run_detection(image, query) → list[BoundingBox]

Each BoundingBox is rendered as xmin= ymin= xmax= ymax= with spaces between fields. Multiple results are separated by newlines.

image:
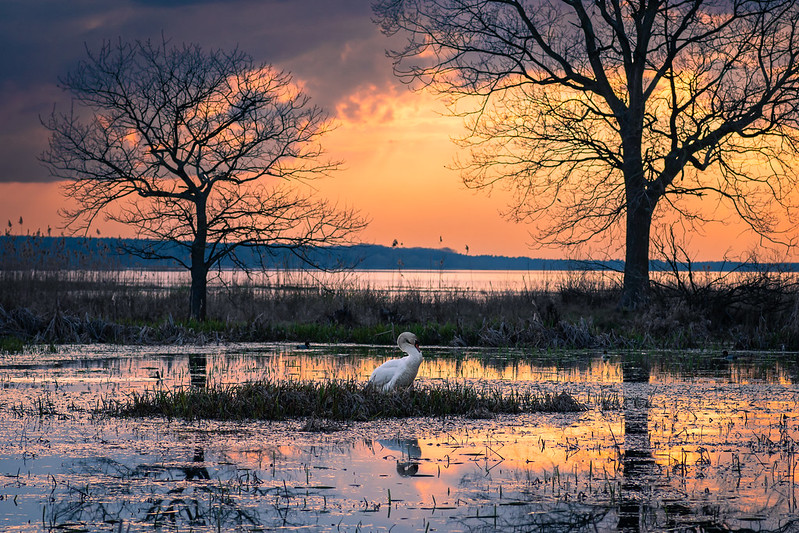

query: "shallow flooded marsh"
xmin=1 ymin=343 xmax=798 ymax=532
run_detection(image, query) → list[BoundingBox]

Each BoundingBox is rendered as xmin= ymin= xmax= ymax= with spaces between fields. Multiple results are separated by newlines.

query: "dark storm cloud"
xmin=0 ymin=0 xmax=397 ymax=182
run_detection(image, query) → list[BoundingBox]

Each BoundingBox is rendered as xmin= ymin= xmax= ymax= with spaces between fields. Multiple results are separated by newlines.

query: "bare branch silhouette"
xmin=41 ymin=38 xmax=366 ymax=319
xmin=374 ymin=0 xmax=799 ymax=307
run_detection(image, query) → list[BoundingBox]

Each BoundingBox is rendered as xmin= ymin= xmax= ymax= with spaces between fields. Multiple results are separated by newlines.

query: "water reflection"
xmin=186 ymin=447 xmax=211 ymax=480
xmin=188 ymin=353 xmax=207 ymax=388
xmin=5 ymin=343 xmax=797 ymax=392
xmin=48 ymin=453 xmax=262 ymax=531
xmin=378 ymin=438 xmax=422 ymax=477
xmin=2 ymin=344 xmax=799 ymax=531
xmin=617 ymin=359 xmax=656 ymax=530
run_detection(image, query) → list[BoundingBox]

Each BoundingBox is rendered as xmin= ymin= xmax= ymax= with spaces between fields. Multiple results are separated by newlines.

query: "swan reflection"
xmin=378 ymin=438 xmax=422 ymax=477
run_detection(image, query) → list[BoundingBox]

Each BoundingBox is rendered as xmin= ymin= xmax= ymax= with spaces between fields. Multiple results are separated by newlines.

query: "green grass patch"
xmin=0 ymin=335 xmax=25 ymax=354
xmin=106 ymin=380 xmax=585 ymax=421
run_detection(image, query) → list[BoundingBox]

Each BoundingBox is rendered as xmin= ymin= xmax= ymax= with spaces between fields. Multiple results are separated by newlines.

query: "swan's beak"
xmin=414 ymin=341 xmax=420 ymax=351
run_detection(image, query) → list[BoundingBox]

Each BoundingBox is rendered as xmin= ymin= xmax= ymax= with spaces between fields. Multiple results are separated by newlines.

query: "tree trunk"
xmin=189 ymin=259 xmax=207 ymax=321
xmin=618 ymin=108 xmax=653 ymax=310
xmin=189 ymin=197 xmax=209 ymax=321
xmin=620 ymin=201 xmax=653 ymax=309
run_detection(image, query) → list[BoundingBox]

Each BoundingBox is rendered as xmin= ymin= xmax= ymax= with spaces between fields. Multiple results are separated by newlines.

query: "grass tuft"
xmin=106 ymin=380 xmax=586 ymax=421
xmin=0 ymin=335 xmax=25 ymax=354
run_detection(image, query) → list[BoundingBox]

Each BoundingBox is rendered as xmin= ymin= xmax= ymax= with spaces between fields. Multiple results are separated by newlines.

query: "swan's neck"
xmin=401 ymin=345 xmax=422 ymax=360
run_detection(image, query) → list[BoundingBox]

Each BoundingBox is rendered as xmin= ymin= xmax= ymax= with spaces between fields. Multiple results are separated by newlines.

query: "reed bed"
xmin=107 ymin=380 xmax=585 ymax=421
xmin=2 ymin=262 xmax=799 ymax=350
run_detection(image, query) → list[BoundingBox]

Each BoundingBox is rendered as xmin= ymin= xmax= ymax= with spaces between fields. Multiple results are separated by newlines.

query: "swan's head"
xmin=397 ymin=331 xmax=421 ymax=353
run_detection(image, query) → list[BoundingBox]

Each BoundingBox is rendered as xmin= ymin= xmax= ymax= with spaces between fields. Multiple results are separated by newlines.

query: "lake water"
xmin=23 ymin=267 xmax=790 ymax=295
xmin=33 ymin=268 xmax=613 ymax=293
xmin=1 ymin=343 xmax=798 ymax=532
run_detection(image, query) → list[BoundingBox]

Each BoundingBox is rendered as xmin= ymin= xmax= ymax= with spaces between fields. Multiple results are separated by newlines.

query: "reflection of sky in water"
xmin=0 ymin=344 xmax=798 ymax=531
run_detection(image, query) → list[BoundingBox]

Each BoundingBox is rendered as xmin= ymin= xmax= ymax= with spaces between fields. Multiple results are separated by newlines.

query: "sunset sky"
xmin=0 ymin=0 xmax=793 ymax=261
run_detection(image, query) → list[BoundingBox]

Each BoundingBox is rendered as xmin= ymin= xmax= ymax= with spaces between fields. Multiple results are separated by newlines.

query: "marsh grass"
xmin=0 ymin=335 xmax=25 ymax=354
xmin=2 ymin=255 xmax=799 ymax=349
xmin=107 ymin=380 xmax=586 ymax=421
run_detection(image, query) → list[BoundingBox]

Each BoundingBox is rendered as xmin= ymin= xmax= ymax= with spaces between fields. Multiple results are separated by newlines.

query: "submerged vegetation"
xmin=107 ymin=379 xmax=585 ymax=421
xmin=5 ymin=343 xmax=799 ymax=532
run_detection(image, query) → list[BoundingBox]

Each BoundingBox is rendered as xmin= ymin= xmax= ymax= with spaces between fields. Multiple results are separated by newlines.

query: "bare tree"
xmin=41 ymin=39 xmax=366 ymax=320
xmin=373 ymin=0 xmax=799 ymax=307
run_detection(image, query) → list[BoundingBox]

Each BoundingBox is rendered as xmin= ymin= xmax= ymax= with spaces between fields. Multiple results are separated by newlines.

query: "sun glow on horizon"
xmin=1 ymin=82 xmax=796 ymax=261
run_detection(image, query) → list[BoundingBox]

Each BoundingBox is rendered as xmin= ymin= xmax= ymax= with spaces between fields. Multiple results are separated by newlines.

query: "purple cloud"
xmin=0 ymin=0 xmax=400 ymax=182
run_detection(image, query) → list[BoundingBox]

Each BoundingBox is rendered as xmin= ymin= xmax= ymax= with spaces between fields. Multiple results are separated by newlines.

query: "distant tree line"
xmin=2 ymin=235 xmax=797 ymax=273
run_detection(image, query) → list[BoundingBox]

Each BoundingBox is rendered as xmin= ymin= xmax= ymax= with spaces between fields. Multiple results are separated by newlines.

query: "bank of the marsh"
xmin=1 ymin=267 xmax=799 ymax=350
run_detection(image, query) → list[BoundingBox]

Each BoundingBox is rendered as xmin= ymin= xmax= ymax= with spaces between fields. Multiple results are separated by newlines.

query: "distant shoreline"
xmin=2 ymin=235 xmax=797 ymax=272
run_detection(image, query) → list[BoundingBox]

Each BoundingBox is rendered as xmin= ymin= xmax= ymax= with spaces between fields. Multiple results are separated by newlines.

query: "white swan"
xmin=368 ymin=332 xmax=423 ymax=392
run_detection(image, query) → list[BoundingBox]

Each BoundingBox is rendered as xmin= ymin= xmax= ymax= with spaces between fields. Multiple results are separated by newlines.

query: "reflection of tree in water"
xmin=617 ymin=358 xmax=657 ymax=531
xmin=189 ymin=353 xmax=207 ymax=389
xmin=184 ymin=447 xmax=210 ymax=480
xmin=614 ymin=357 xmax=799 ymax=532
xmin=43 ymin=449 xmax=284 ymax=531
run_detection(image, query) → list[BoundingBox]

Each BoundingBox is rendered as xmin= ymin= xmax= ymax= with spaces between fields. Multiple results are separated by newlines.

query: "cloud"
xmin=0 ymin=0 xmax=397 ymax=183
xmin=337 ymin=85 xmax=398 ymax=124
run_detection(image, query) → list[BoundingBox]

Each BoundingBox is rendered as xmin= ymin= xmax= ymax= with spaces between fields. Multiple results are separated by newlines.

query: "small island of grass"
xmin=106 ymin=380 xmax=586 ymax=422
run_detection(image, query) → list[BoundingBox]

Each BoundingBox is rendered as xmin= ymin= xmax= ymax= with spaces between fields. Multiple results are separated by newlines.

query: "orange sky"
xmin=1 ymin=87 xmax=790 ymax=262
xmin=0 ymin=1 xmax=795 ymax=262
xmin=0 ymin=89 xmax=537 ymax=258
